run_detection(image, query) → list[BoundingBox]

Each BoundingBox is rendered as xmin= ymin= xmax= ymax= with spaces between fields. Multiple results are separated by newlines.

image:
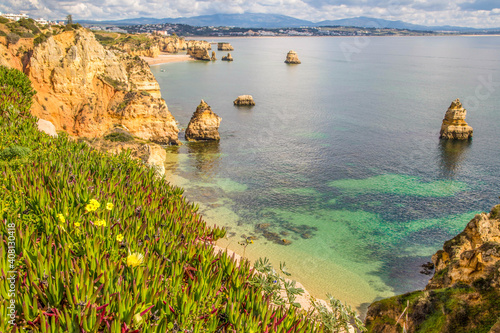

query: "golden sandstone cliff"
xmin=6 ymin=29 xmax=179 ymax=144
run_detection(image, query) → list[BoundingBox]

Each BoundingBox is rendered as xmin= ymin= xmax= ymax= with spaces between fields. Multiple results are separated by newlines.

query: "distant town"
xmin=102 ymin=23 xmax=439 ymax=37
xmin=2 ymin=12 xmax=499 ymax=38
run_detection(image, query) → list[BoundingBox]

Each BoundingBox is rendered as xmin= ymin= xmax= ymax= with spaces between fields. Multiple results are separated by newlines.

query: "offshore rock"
xmin=211 ymin=51 xmax=217 ymax=61
xmin=440 ymin=99 xmax=473 ymax=140
xmin=218 ymin=42 xmax=234 ymax=51
xmin=284 ymin=50 xmax=301 ymax=64
xmin=221 ymin=53 xmax=233 ymax=61
xmin=233 ymin=95 xmax=255 ymax=106
xmin=365 ymin=204 xmax=500 ymax=333
xmin=186 ymin=40 xmax=212 ymax=60
xmin=187 ymin=46 xmax=210 ymax=61
xmin=185 ymin=100 xmax=221 ymax=141
xmin=25 ymin=29 xmax=179 ymax=144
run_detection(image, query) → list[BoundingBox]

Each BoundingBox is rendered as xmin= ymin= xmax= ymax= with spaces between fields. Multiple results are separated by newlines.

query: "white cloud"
xmin=1 ymin=0 xmax=499 ymax=28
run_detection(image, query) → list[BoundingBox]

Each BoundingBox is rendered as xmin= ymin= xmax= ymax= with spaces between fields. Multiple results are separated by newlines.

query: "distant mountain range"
xmin=78 ymin=13 xmax=500 ymax=32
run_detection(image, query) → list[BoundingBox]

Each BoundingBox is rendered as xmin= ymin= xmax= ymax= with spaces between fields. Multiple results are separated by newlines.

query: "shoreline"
xmin=141 ymin=53 xmax=194 ymax=66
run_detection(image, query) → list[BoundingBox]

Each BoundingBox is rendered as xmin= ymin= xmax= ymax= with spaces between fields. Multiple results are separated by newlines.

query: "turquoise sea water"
xmin=151 ymin=36 xmax=500 ymax=313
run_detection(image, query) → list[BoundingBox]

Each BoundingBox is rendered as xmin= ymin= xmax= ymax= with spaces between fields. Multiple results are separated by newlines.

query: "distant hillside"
xmin=316 ymin=16 xmax=494 ymax=32
xmin=78 ymin=13 xmax=500 ymax=32
xmin=165 ymin=13 xmax=312 ymax=28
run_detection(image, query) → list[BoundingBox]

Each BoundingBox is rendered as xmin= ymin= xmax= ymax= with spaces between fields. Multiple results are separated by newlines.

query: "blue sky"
xmin=1 ymin=0 xmax=500 ymax=28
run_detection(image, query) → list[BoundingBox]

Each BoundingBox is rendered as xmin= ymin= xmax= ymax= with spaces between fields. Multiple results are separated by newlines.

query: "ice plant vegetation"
xmin=0 ymin=66 xmax=364 ymax=332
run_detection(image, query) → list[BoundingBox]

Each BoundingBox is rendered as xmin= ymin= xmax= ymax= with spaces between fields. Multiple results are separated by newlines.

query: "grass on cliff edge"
xmin=0 ymin=66 xmax=364 ymax=332
xmin=365 ymin=285 xmax=500 ymax=333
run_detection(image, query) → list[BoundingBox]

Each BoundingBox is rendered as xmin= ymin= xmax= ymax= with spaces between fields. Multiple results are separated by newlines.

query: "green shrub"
xmin=33 ymin=33 xmax=47 ymax=46
xmin=0 ymin=145 xmax=31 ymax=161
xmin=18 ymin=18 xmax=41 ymax=34
xmin=0 ymin=31 xmax=6 ymax=37
xmin=104 ymin=131 xmax=133 ymax=142
xmin=20 ymin=31 xmax=34 ymax=38
xmin=0 ymin=66 xmax=36 ymax=105
xmin=0 ymin=17 xmax=9 ymax=24
xmin=6 ymin=32 xmax=20 ymax=45
xmin=491 ymin=204 xmax=500 ymax=219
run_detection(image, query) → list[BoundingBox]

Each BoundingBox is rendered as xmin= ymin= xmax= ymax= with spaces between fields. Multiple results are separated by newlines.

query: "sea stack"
xmin=439 ymin=98 xmax=473 ymax=140
xmin=211 ymin=51 xmax=217 ymax=61
xmin=218 ymin=42 xmax=234 ymax=51
xmin=233 ymin=95 xmax=255 ymax=106
xmin=187 ymin=45 xmax=211 ymax=61
xmin=185 ymin=100 xmax=221 ymax=141
xmin=285 ymin=50 xmax=301 ymax=64
xmin=221 ymin=53 xmax=233 ymax=61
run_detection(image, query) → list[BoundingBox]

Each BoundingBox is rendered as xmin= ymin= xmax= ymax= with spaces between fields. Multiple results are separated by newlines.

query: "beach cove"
xmin=152 ymin=36 xmax=500 ymax=312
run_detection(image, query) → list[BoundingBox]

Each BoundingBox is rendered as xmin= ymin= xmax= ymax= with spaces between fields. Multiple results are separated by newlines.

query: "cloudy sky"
xmin=1 ymin=0 xmax=500 ymax=28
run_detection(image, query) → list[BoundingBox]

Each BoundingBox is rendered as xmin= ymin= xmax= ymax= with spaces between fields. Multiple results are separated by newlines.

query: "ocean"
xmin=150 ymin=36 xmax=500 ymax=313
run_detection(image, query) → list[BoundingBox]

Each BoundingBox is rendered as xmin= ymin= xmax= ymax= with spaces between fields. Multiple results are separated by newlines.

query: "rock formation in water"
xmin=187 ymin=46 xmax=210 ymax=61
xmin=365 ymin=203 xmax=500 ymax=332
xmin=211 ymin=51 xmax=217 ymax=61
xmin=185 ymin=100 xmax=221 ymax=141
xmin=221 ymin=53 xmax=233 ymax=62
xmin=285 ymin=50 xmax=301 ymax=64
xmin=218 ymin=42 xmax=234 ymax=51
xmin=19 ymin=29 xmax=179 ymax=144
xmin=440 ymin=99 xmax=473 ymax=140
xmin=187 ymin=40 xmax=212 ymax=61
xmin=233 ymin=95 xmax=255 ymax=106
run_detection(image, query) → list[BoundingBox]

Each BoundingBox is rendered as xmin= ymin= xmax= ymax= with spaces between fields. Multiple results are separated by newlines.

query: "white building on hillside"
xmin=0 ymin=13 xmax=29 ymax=21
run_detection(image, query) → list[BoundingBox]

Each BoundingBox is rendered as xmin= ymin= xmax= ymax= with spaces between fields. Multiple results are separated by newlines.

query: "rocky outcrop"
xmin=440 ymin=99 xmax=473 ymax=140
xmin=185 ymin=100 xmax=221 ymax=141
xmin=218 ymin=42 xmax=234 ymax=51
xmin=427 ymin=206 xmax=500 ymax=290
xmin=211 ymin=51 xmax=217 ymax=61
xmin=88 ymin=137 xmax=167 ymax=176
xmin=25 ymin=29 xmax=179 ymax=144
xmin=187 ymin=45 xmax=211 ymax=61
xmin=285 ymin=50 xmax=301 ymax=64
xmin=365 ymin=204 xmax=500 ymax=333
xmin=37 ymin=119 xmax=58 ymax=137
xmin=233 ymin=95 xmax=255 ymax=106
xmin=221 ymin=53 xmax=233 ymax=62
xmin=161 ymin=37 xmax=187 ymax=53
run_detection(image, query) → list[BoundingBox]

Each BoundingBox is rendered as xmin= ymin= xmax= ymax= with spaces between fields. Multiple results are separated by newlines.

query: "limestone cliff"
xmin=440 ymin=99 xmax=473 ymax=140
xmin=21 ymin=29 xmax=179 ymax=144
xmin=285 ymin=50 xmax=301 ymax=64
xmin=365 ymin=204 xmax=500 ymax=333
xmin=218 ymin=42 xmax=234 ymax=51
xmin=185 ymin=100 xmax=221 ymax=141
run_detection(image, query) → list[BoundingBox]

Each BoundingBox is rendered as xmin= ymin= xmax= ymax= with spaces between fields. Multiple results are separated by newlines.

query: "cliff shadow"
xmin=186 ymin=141 xmax=221 ymax=178
xmin=438 ymin=139 xmax=472 ymax=179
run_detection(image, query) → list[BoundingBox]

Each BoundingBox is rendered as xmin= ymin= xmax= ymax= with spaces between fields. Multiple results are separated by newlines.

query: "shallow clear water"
xmin=151 ymin=36 xmax=500 ymax=313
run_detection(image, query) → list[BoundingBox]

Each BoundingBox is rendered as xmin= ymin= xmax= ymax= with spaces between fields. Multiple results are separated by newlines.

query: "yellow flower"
xmin=56 ymin=213 xmax=65 ymax=223
xmin=74 ymin=222 xmax=81 ymax=227
xmin=95 ymin=219 xmax=106 ymax=227
xmin=127 ymin=252 xmax=144 ymax=268
xmin=85 ymin=199 xmax=101 ymax=212
xmin=116 ymin=234 xmax=124 ymax=242
xmin=106 ymin=202 xmax=114 ymax=210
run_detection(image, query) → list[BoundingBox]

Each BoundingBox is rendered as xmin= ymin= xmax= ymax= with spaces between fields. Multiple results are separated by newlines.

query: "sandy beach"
xmin=141 ymin=53 xmax=194 ymax=66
